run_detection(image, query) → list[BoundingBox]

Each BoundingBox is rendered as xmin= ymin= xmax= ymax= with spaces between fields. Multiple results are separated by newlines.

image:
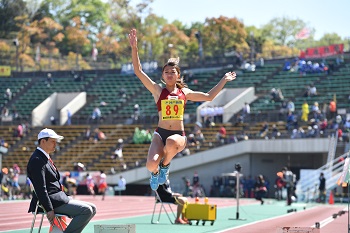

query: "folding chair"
xmin=28 ymin=178 xmax=68 ymax=233
xmin=151 ymin=191 xmax=176 ymax=224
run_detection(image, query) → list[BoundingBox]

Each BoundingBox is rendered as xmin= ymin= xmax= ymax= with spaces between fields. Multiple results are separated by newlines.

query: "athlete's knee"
xmin=166 ymin=137 xmax=181 ymax=148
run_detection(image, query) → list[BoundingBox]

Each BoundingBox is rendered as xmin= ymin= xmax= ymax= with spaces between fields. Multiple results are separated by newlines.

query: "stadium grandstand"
xmin=0 ymin=53 xmax=349 ymax=206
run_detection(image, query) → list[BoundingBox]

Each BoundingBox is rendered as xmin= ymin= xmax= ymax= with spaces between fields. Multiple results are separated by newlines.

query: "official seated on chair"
xmin=27 ymin=128 xmax=97 ymax=233
xmin=157 ymin=179 xmax=189 ymax=224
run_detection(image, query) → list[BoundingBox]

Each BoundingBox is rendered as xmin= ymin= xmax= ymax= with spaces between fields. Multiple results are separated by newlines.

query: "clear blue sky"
xmin=146 ymin=0 xmax=350 ymax=40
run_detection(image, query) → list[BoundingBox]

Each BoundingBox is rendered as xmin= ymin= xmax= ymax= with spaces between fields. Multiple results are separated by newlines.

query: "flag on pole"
xmin=295 ymin=28 xmax=310 ymax=40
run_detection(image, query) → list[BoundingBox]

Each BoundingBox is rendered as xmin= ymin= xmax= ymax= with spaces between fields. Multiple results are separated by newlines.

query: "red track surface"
xmin=0 ymin=196 xmax=347 ymax=233
xmin=0 ymin=195 xmax=244 ymax=232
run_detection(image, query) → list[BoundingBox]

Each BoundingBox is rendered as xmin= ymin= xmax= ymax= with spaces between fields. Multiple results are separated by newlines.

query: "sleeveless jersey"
xmin=156 ymin=88 xmax=186 ymax=121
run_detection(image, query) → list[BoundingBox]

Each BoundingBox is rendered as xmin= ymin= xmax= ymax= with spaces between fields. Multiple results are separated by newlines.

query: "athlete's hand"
xmin=224 ymin=71 xmax=237 ymax=81
xmin=128 ymin=29 xmax=138 ymax=48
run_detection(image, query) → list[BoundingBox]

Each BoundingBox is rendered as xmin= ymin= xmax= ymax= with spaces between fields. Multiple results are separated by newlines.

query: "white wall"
xmin=31 ymin=92 xmax=86 ymax=126
xmin=108 ymin=138 xmax=330 ymax=194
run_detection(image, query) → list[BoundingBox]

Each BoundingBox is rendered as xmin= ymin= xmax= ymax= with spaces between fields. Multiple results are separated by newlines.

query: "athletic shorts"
xmin=154 ymin=127 xmax=185 ymax=145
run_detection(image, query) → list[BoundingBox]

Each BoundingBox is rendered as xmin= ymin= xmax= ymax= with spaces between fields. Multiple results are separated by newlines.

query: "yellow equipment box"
xmin=184 ymin=203 xmax=217 ymax=226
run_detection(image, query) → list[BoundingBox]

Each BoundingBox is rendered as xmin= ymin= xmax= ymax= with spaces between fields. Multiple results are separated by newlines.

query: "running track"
xmin=0 ymin=196 xmax=348 ymax=233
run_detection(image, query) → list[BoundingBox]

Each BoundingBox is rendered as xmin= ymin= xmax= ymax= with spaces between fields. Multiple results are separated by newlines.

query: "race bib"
xmin=161 ymin=99 xmax=184 ymax=120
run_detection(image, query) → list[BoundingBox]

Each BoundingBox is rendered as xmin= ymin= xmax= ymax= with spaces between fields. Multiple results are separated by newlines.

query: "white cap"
xmin=38 ymin=128 xmax=64 ymax=140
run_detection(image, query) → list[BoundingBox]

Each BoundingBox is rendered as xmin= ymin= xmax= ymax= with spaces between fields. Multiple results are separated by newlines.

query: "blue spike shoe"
xmin=158 ymin=164 xmax=170 ymax=185
xmin=150 ymin=172 xmax=159 ymax=191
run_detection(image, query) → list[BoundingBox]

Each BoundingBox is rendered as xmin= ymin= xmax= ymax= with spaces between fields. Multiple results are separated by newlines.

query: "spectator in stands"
xmin=228 ymin=132 xmax=238 ymax=144
xmin=179 ymin=145 xmax=191 ymax=156
xmin=344 ymin=118 xmax=350 ymax=131
xmin=66 ymin=109 xmax=72 ymax=125
xmin=291 ymin=127 xmax=305 ymax=139
xmin=309 ymin=84 xmax=317 ymax=96
xmin=93 ymin=128 xmax=106 ymax=143
xmin=193 ymin=121 xmax=202 ymax=132
xmin=283 ymin=60 xmax=291 ymax=71
xmin=133 ymin=127 xmax=152 ymax=144
xmin=257 ymin=57 xmax=264 ymax=67
xmin=187 ymin=133 xmax=199 ymax=148
xmin=1 ymin=106 xmax=9 ymax=117
xmin=73 ymin=73 xmax=84 ymax=82
xmin=91 ymin=106 xmax=102 ymax=123
xmin=311 ymin=102 xmax=320 ymax=119
xmin=128 ymin=28 xmax=236 ymax=191
xmin=216 ymin=126 xmax=227 ymax=144
xmin=133 ymin=104 xmax=140 ymax=122
xmin=205 ymin=115 xmax=214 ymax=128
xmin=306 ymin=125 xmax=318 ymax=138
xmin=194 ymin=128 xmax=205 ymax=147
xmin=286 ymin=99 xmax=295 ymax=113
xmin=46 ymin=73 xmax=53 ymax=87
xmin=84 ymin=127 xmax=92 ymax=140
xmin=321 ymin=101 xmax=328 ymax=117
xmin=303 ymin=85 xmax=311 ymax=98
xmin=333 ymin=115 xmax=343 ymax=134
xmin=270 ymin=88 xmax=277 ymax=102
xmin=259 ymin=121 xmax=269 ymax=138
xmin=319 ymin=118 xmax=328 ymax=135
xmin=271 ymin=124 xmax=281 ymax=139
xmin=16 ymin=123 xmax=24 ymax=138
xmin=0 ymin=137 xmax=6 ymax=148
xmin=242 ymin=60 xmax=256 ymax=71
xmin=270 ymin=88 xmax=284 ymax=102
xmin=279 ymin=100 xmax=288 ymax=118
xmin=157 ymin=179 xmax=189 ymax=224
xmin=301 ymin=101 xmax=309 ymax=122
xmin=4 ymin=88 xmax=12 ymax=100
xmin=236 ymin=130 xmax=249 ymax=141
xmin=329 ymin=99 xmax=337 ymax=120
xmin=242 ymin=102 xmax=250 ymax=121
xmin=50 ymin=116 xmax=56 ymax=125
xmin=286 ymin=111 xmax=297 ymax=131
xmin=11 ymin=106 xmax=19 ymax=119
xmin=112 ymin=138 xmax=124 ymax=162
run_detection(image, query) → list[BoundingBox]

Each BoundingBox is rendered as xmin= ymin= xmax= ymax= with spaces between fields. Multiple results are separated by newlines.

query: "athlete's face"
xmin=162 ymin=65 xmax=180 ymax=84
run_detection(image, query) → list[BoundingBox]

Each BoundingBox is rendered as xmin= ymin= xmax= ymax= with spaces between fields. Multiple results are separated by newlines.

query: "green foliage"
xmin=1 ymin=0 xmax=348 ymax=72
xmin=0 ymin=0 xmax=27 ymax=38
xmin=262 ymin=16 xmax=311 ymax=47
